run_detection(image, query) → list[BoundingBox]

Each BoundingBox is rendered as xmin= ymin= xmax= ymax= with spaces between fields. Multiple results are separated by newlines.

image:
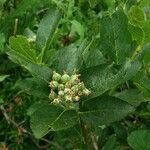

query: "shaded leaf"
xmin=15 ymin=78 xmax=49 ymax=99
xmin=80 ymin=95 xmax=134 ymax=126
xmin=23 ymin=63 xmax=52 ymax=83
xmin=114 ymin=89 xmax=150 ymax=105
xmin=36 ymin=6 xmax=61 ymax=50
xmin=81 ymin=60 xmax=141 ymax=98
xmin=99 ymin=9 xmax=133 ymax=64
xmin=29 ymin=103 xmax=78 ymax=138
xmin=127 ymin=130 xmax=150 ymax=150
xmin=49 ymin=40 xmax=89 ymax=74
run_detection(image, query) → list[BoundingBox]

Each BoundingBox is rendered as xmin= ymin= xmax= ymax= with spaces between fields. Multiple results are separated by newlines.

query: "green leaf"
xmin=49 ymin=40 xmax=89 ymax=74
xmin=128 ymin=6 xmax=145 ymax=26
xmin=128 ymin=24 xmax=144 ymax=45
xmin=114 ymin=89 xmax=150 ymax=105
xmin=8 ymin=36 xmax=37 ymax=64
xmin=99 ymin=9 xmax=133 ymax=64
xmin=15 ymin=78 xmax=49 ymax=99
xmin=0 ymin=33 xmax=5 ymax=52
xmin=29 ymin=103 xmax=79 ymax=138
xmin=71 ymin=20 xmax=85 ymax=40
xmin=102 ymin=135 xmax=117 ymax=150
xmin=81 ymin=60 xmax=141 ymax=98
xmin=142 ymin=21 xmax=150 ymax=43
xmin=0 ymin=97 xmax=4 ymax=104
xmin=0 ymin=75 xmax=9 ymax=82
xmin=23 ymin=63 xmax=52 ymax=83
xmin=127 ymin=130 xmax=150 ymax=150
xmin=134 ymin=71 xmax=150 ymax=95
xmin=36 ymin=6 xmax=61 ymax=51
xmin=83 ymin=48 xmax=106 ymax=68
xmin=0 ymin=0 xmax=6 ymax=9
xmin=79 ymin=95 xmax=134 ymax=126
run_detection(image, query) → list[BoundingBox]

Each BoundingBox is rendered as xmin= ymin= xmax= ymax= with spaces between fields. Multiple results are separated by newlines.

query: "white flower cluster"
xmin=49 ymin=71 xmax=91 ymax=105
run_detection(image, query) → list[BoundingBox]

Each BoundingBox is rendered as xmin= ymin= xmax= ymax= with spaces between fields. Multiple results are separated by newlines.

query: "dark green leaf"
xmin=99 ymin=9 xmax=133 ymax=64
xmin=23 ymin=63 xmax=52 ymax=83
xmin=15 ymin=78 xmax=49 ymax=99
xmin=36 ymin=6 xmax=61 ymax=51
xmin=80 ymin=95 xmax=134 ymax=126
xmin=30 ymin=103 xmax=78 ymax=138
xmin=127 ymin=130 xmax=150 ymax=150
xmin=114 ymin=89 xmax=150 ymax=105
xmin=81 ymin=60 xmax=141 ymax=98
xmin=49 ymin=40 xmax=89 ymax=74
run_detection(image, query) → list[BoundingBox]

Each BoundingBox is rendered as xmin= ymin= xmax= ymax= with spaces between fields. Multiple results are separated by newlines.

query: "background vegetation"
xmin=0 ymin=0 xmax=150 ymax=150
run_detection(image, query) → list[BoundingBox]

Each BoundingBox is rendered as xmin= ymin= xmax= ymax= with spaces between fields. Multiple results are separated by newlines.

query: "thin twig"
xmin=0 ymin=105 xmax=63 ymax=150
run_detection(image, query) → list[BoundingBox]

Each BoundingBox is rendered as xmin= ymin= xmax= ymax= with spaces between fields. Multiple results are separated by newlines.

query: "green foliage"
xmin=127 ymin=130 xmax=150 ymax=150
xmin=36 ymin=6 xmax=61 ymax=51
xmin=0 ymin=0 xmax=150 ymax=149
xmin=80 ymin=96 xmax=134 ymax=126
xmin=29 ymin=102 xmax=78 ymax=138
xmin=99 ymin=9 xmax=133 ymax=64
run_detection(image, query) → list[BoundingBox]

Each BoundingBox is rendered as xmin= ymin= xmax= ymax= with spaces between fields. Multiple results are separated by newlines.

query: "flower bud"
xmin=70 ymin=75 xmax=80 ymax=85
xmin=83 ymin=88 xmax=91 ymax=96
xmin=61 ymin=73 xmax=70 ymax=83
xmin=65 ymin=95 xmax=72 ymax=102
xmin=58 ymin=90 xmax=64 ymax=96
xmin=50 ymin=81 xmax=59 ymax=90
xmin=71 ymin=85 xmax=79 ymax=93
xmin=49 ymin=90 xmax=56 ymax=100
xmin=78 ymin=82 xmax=85 ymax=90
xmin=58 ymin=84 xmax=65 ymax=90
xmin=52 ymin=98 xmax=60 ymax=104
xmin=52 ymin=71 xmax=61 ymax=82
xmin=64 ymin=88 xmax=71 ymax=94
xmin=74 ymin=96 xmax=80 ymax=101
xmin=65 ymin=81 xmax=72 ymax=88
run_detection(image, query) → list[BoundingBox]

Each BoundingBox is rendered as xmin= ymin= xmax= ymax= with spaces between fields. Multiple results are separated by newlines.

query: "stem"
xmin=79 ymin=118 xmax=94 ymax=150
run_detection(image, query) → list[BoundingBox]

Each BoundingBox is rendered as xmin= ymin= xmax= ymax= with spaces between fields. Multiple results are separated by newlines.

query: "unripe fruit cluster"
xmin=49 ymin=71 xmax=91 ymax=105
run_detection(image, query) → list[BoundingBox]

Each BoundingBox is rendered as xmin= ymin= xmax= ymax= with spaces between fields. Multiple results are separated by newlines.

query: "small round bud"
xmin=65 ymin=81 xmax=72 ymax=88
xmin=58 ymin=84 xmax=65 ymax=90
xmin=65 ymin=95 xmax=72 ymax=102
xmin=71 ymin=85 xmax=79 ymax=93
xmin=83 ymin=88 xmax=91 ymax=96
xmin=78 ymin=91 xmax=83 ymax=96
xmin=52 ymin=98 xmax=60 ymax=105
xmin=49 ymin=90 xmax=56 ymax=100
xmin=58 ymin=90 xmax=64 ymax=96
xmin=50 ymin=81 xmax=59 ymax=90
xmin=78 ymin=82 xmax=85 ymax=90
xmin=52 ymin=71 xmax=61 ymax=82
xmin=64 ymin=88 xmax=71 ymax=94
xmin=74 ymin=96 xmax=80 ymax=102
xmin=70 ymin=75 xmax=80 ymax=85
xmin=61 ymin=73 xmax=70 ymax=83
